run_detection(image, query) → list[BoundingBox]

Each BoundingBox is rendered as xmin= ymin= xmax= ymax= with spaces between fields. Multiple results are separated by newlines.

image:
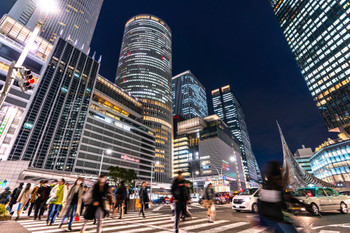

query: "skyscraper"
xmin=8 ymin=0 xmax=103 ymax=49
xmin=172 ymin=70 xmax=208 ymax=119
xmin=115 ymin=15 xmax=172 ymax=182
xmin=270 ymin=1 xmax=350 ymax=135
xmin=10 ymin=38 xmax=99 ymax=170
xmin=212 ymin=85 xmax=259 ymax=184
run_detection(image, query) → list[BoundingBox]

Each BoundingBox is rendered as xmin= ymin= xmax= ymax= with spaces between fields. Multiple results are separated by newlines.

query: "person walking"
xmin=138 ymin=181 xmax=149 ymax=218
xmin=81 ymin=175 xmax=110 ymax=233
xmin=203 ymin=183 xmax=215 ymax=223
xmin=171 ymin=171 xmax=187 ymax=233
xmin=59 ymin=177 xmax=84 ymax=231
xmin=9 ymin=182 xmax=24 ymax=214
xmin=28 ymin=181 xmax=41 ymax=217
xmin=115 ymin=181 xmax=126 ymax=219
xmin=257 ymin=161 xmax=298 ymax=233
xmin=34 ymin=180 xmax=51 ymax=220
xmin=46 ymin=179 xmax=68 ymax=225
xmin=15 ymin=183 xmax=32 ymax=220
xmin=0 ymin=187 xmax=11 ymax=205
xmin=184 ymin=181 xmax=192 ymax=218
xmin=124 ymin=185 xmax=130 ymax=214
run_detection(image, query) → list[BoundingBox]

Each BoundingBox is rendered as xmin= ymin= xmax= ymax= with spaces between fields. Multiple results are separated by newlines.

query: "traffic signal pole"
xmin=0 ymin=20 xmax=43 ymax=109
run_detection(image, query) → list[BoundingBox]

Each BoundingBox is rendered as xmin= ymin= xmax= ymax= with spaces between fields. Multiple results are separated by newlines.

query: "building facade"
xmin=172 ymin=70 xmax=208 ymax=119
xmin=0 ymin=15 xmax=52 ymax=161
xmin=173 ymin=115 xmax=246 ymax=189
xmin=310 ymin=140 xmax=350 ymax=188
xmin=115 ymin=15 xmax=173 ymax=183
xmin=9 ymin=38 xmax=99 ymax=170
xmin=75 ymin=75 xmax=155 ymax=180
xmin=294 ymin=145 xmax=314 ymax=175
xmin=8 ymin=0 xmax=103 ymax=50
xmin=270 ymin=1 xmax=350 ymax=135
xmin=212 ymin=85 xmax=259 ymax=184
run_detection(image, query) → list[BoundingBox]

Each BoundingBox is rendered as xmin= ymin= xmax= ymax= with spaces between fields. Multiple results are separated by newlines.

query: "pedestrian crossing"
xmin=16 ymin=212 xmax=345 ymax=233
xmin=152 ymin=203 xmax=205 ymax=212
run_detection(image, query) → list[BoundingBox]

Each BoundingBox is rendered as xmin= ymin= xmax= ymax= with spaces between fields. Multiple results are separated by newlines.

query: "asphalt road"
xmin=3 ymin=203 xmax=350 ymax=232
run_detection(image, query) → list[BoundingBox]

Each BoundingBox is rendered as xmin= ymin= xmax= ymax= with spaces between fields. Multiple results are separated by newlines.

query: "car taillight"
xmin=307 ymin=193 xmax=313 ymax=197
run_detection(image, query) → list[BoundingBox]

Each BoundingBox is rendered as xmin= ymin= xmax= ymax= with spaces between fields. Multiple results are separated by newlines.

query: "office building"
xmin=76 ymin=75 xmax=155 ymax=179
xmin=9 ymin=38 xmax=99 ymax=170
xmin=311 ymin=140 xmax=350 ymax=188
xmin=173 ymin=115 xmax=246 ymax=190
xmin=172 ymin=70 xmax=208 ymax=119
xmin=212 ymin=85 xmax=259 ymax=184
xmin=270 ymin=1 xmax=350 ymax=135
xmin=8 ymin=0 xmax=103 ymax=50
xmin=115 ymin=15 xmax=173 ymax=183
xmin=0 ymin=15 xmax=52 ymax=160
xmin=294 ymin=145 xmax=314 ymax=175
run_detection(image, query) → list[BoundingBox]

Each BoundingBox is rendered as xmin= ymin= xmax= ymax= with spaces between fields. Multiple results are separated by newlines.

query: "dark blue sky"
xmin=1 ymin=0 xmax=334 ymax=167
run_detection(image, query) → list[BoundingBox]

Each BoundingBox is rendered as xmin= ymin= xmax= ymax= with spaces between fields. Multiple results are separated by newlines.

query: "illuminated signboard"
xmin=122 ymin=154 xmax=140 ymax=163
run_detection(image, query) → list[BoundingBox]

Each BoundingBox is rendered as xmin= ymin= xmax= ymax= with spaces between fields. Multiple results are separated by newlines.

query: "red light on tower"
xmin=162 ymin=35 xmax=164 ymax=38
xmin=162 ymin=56 xmax=164 ymax=60
xmin=127 ymin=52 xmax=130 ymax=56
xmin=130 ymin=31 xmax=133 ymax=34
xmin=29 ymin=79 xmax=35 ymax=84
xmin=123 ymin=78 xmax=125 ymax=82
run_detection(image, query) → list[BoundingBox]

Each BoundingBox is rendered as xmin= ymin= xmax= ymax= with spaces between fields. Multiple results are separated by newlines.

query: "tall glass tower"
xmin=172 ymin=70 xmax=208 ymax=119
xmin=115 ymin=15 xmax=172 ymax=182
xmin=212 ymin=85 xmax=260 ymax=184
xmin=8 ymin=0 xmax=103 ymax=50
xmin=270 ymin=1 xmax=350 ymax=135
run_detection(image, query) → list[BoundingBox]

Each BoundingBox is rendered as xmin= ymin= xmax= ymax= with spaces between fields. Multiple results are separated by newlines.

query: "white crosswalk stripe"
xmin=19 ymin=212 xmax=320 ymax=233
xmin=319 ymin=231 xmax=340 ymax=233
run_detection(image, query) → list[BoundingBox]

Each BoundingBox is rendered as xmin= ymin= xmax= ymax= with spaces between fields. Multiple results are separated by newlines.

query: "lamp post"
xmin=150 ymin=160 xmax=159 ymax=200
xmin=0 ymin=0 xmax=57 ymax=108
xmin=99 ymin=149 xmax=112 ymax=176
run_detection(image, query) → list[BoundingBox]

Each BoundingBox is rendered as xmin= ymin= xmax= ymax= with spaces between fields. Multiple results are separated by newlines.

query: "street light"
xmin=0 ymin=0 xmax=57 ymax=108
xmin=99 ymin=149 xmax=112 ymax=176
xmin=150 ymin=160 xmax=159 ymax=200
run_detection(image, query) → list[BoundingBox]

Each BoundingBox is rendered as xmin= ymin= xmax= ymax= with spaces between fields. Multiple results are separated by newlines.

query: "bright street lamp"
xmin=38 ymin=0 xmax=58 ymax=14
xmin=99 ymin=149 xmax=112 ymax=176
xmin=230 ymin=156 xmax=236 ymax=162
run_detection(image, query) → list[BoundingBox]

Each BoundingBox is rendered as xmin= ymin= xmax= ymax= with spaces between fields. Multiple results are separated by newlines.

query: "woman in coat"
xmin=59 ymin=177 xmax=84 ymax=231
xmin=81 ymin=175 xmax=110 ymax=233
xmin=138 ymin=181 xmax=149 ymax=218
xmin=15 ymin=183 xmax=32 ymax=220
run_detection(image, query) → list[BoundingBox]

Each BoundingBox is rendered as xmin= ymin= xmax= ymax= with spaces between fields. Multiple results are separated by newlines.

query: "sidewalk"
xmin=0 ymin=220 xmax=30 ymax=233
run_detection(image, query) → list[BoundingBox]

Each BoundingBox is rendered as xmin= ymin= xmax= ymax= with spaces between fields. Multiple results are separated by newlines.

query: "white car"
xmin=191 ymin=194 xmax=200 ymax=203
xmin=294 ymin=187 xmax=349 ymax=215
xmin=232 ymin=188 xmax=259 ymax=213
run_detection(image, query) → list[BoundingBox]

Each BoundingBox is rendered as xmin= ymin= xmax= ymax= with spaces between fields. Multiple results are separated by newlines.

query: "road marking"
xmin=237 ymin=227 xmax=267 ymax=233
xmin=319 ymin=231 xmax=340 ymax=233
xmin=181 ymin=220 xmax=229 ymax=230
xmin=198 ymin=222 xmax=249 ymax=232
xmin=153 ymin=205 xmax=164 ymax=211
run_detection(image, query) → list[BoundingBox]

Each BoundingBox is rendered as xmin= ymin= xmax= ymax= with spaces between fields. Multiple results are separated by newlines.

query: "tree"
xmin=108 ymin=166 xmax=137 ymax=187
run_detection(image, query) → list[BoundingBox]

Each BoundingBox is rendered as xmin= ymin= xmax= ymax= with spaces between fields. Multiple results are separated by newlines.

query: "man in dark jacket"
xmin=0 ymin=187 xmax=11 ymax=205
xmin=9 ymin=182 xmax=24 ymax=214
xmin=171 ymin=171 xmax=186 ymax=233
xmin=34 ymin=180 xmax=51 ymax=220
xmin=115 ymin=181 xmax=126 ymax=219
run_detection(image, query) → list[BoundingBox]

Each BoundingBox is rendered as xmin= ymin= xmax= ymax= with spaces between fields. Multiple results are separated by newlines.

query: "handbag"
xmin=50 ymin=197 xmax=58 ymax=203
xmin=75 ymin=216 xmax=80 ymax=221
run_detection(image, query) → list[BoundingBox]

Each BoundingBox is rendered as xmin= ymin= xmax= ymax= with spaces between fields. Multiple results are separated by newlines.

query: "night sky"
xmin=1 ymin=0 xmax=335 ymax=168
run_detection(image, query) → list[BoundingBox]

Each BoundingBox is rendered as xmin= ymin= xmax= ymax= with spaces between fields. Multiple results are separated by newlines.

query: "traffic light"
xmin=0 ymin=180 xmax=7 ymax=187
xmin=18 ymin=68 xmax=35 ymax=92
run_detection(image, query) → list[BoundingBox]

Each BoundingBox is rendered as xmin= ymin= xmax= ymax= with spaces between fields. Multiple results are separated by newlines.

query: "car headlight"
xmin=244 ymin=198 xmax=251 ymax=202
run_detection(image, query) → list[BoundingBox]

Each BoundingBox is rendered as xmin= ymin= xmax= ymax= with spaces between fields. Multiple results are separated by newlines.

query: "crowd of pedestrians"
xmin=0 ymin=171 xmax=220 ymax=233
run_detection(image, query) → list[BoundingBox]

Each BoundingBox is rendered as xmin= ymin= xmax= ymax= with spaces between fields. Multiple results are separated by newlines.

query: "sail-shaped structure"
xmin=278 ymin=123 xmax=335 ymax=190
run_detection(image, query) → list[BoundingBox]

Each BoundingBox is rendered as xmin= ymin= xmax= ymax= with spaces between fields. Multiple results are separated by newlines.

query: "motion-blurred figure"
xmin=258 ymin=161 xmax=298 ymax=233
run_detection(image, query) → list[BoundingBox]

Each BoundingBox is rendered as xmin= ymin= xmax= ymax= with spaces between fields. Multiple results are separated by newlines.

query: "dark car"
xmin=214 ymin=193 xmax=226 ymax=205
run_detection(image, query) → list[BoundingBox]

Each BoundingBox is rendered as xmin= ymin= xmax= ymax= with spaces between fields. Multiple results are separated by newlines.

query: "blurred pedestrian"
xmin=184 ymin=181 xmax=192 ymax=218
xmin=80 ymin=186 xmax=88 ymax=216
xmin=34 ymin=179 xmax=51 ymax=220
xmin=81 ymin=175 xmax=110 ymax=233
xmin=257 ymin=161 xmax=298 ymax=233
xmin=0 ymin=187 xmax=11 ymax=206
xmin=46 ymin=179 xmax=68 ymax=225
xmin=171 ymin=171 xmax=186 ymax=233
xmin=28 ymin=181 xmax=42 ymax=216
xmin=15 ymin=183 xmax=32 ymax=220
xmin=59 ymin=177 xmax=84 ymax=231
xmin=9 ymin=182 xmax=24 ymax=214
xmin=124 ymin=185 xmax=130 ymax=214
xmin=203 ymin=183 xmax=215 ymax=223
xmin=138 ymin=181 xmax=149 ymax=218
xmin=115 ymin=181 xmax=126 ymax=219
